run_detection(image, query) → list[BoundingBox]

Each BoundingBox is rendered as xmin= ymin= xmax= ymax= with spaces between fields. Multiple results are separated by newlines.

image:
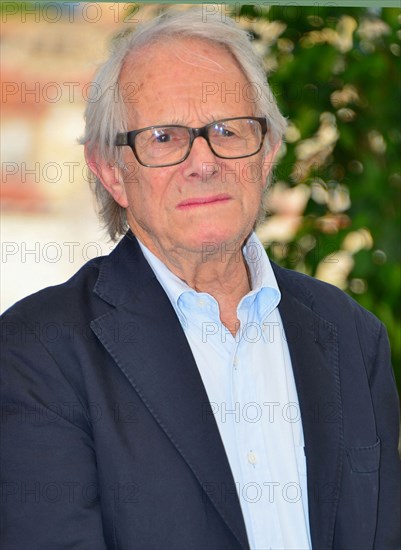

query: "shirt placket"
xmin=231 ymin=307 xmax=284 ymax=550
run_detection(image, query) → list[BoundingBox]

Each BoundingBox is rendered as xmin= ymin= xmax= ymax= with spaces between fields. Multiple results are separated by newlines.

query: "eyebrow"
xmin=143 ymin=115 xmax=243 ymax=128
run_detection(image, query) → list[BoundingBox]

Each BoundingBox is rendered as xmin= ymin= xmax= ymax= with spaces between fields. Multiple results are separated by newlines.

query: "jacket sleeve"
xmin=369 ymin=322 xmax=401 ymax=549
xmin=0 ymin=309 xmax=108 ymax=550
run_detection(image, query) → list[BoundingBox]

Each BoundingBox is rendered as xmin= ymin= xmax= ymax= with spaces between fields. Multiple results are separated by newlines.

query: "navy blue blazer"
xmin=1 ymin=231 xmax=400 ymax=550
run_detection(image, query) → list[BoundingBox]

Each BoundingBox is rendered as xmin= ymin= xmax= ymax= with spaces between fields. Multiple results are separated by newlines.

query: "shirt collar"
xmin=137 ymin=233 xmax=281 ymax=326
xmin=238 ymin=233 xmax=281 ymax=322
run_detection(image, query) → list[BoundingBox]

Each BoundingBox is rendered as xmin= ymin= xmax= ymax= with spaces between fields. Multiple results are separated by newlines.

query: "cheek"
xmin=125 ymin=173 xmax=171 ymax=223
xmin=243 ymin=157 xmax=267 ymax=187
xmin=238 ymin=165 xmax=265 ymax=207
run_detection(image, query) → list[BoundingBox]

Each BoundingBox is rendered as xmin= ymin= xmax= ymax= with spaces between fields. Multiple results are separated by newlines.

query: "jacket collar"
xmin=93 ymin=231 xmax=155 ymax=307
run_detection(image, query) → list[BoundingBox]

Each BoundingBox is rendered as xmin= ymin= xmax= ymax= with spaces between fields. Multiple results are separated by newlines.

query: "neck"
xmin=137 ymin=234 xmax=253 ymax=335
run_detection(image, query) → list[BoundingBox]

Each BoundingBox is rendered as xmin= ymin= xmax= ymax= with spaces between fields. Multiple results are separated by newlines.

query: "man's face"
xmin=114 ymin=38 xmax=276 ymax=257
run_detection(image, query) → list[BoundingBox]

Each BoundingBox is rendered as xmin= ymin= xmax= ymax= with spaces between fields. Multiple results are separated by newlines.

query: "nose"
xmin=182 ymin=136 xmax=219 ymax=181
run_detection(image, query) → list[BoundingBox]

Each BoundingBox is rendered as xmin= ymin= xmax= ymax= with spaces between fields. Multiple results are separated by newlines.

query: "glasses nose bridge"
xmin=187 ymin=125 xmax=213 ymax=158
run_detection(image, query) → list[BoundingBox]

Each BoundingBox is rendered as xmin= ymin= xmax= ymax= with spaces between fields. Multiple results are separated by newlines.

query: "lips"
xmin=177 ymin=194 xmax=232 ymax=209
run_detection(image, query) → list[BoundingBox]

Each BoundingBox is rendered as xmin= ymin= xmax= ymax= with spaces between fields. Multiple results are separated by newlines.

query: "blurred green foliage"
xmin=234 ymin=5 xmax=400 ymax=388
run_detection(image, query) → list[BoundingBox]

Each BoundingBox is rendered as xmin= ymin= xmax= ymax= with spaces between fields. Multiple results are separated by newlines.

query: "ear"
xmin=84 ymin=144 xmax=129 ymax=208
xmin=261 ymin=139 xmax=282 ymax=188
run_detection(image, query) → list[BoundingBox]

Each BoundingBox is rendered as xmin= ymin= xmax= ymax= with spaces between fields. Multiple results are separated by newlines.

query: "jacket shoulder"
xmin=1 ymin=256 xmax=105 ymax=325
xmin=272 ymin=262 xmax=383 ymax=334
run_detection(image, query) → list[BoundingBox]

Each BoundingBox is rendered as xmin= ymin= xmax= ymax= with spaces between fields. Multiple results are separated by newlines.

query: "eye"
xmin=211 ymin=124 xmax=241 ymax=140
xmin=153 ymin=130 xmax=172 ymax=143
xmin=220 ymin=128 xmax=235 ymax=137
xmin=150 ymin=128 xmax=188 ymax=146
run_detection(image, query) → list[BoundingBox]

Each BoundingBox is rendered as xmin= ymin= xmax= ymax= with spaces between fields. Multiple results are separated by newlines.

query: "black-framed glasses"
xmin=115 ymin=116 xmax=268 ymax=168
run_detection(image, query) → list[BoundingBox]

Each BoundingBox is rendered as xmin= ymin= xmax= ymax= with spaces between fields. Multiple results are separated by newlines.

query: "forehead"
xmin=119 ymin=37 xmax=253 ymax=125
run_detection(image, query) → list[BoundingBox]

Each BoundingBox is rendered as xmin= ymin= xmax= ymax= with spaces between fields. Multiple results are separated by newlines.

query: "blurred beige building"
xmin=1 ymin=3 xmax=164 ymax=311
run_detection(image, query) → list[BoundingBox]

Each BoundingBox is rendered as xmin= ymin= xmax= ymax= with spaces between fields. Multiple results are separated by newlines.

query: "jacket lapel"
xmin=91 ymin=233 xmax=249 ymax=549
xmin=275 ymin=266 xmax=343 ymax=550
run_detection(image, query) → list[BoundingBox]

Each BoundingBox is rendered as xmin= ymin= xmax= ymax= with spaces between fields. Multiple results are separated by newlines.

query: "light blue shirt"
xmin=138 ymin=233 xmax=311 ymax=550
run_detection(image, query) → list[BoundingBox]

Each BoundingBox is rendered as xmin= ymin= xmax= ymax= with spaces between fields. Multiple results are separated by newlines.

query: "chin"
xmin=183 ymin=226 xmax=248 ymax=254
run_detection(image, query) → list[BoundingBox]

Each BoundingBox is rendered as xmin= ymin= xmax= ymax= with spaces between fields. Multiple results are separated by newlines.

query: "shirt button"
xmin=233 ymin=356 xmax=238 ymax=367
xmin=248 ymin=451 xmax=257 ymax=465
xmin=198 ymin=299 xmax=205 ymax=307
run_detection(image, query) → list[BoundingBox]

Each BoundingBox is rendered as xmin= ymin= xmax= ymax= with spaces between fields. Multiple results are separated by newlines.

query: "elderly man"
xmin=1 ymin=8 xmax=400 ymax=550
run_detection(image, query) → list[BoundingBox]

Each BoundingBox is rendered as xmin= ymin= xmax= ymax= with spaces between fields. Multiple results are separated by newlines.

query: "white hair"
xmin=80 ymin=6 xmax=287 ymax=241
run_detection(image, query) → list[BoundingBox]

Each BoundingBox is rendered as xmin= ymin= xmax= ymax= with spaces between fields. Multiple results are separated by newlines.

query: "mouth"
xmin=177 ymin=194 xmax=232 ymax=210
